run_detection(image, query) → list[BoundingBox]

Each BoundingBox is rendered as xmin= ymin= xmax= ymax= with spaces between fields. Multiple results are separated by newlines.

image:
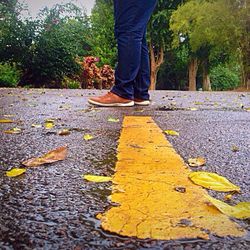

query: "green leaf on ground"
xmin=188 ymin=157 xmax=206 ymax=167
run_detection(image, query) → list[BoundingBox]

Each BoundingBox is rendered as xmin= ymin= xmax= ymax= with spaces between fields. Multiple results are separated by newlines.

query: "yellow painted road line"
xmin=97 ymin=116 xmax=245 ymax=240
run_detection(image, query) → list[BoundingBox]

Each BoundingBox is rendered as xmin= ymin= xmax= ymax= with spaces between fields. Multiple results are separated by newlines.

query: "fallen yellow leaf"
xmin=83 ymin=134 xmax=93 ymax=141
xmin=188 ymin=157 xmax=206 ymax=167
xmin=4 ymin=128 xmax=22 ymax=134
xmin=6 ymin=168 xmax=26 ymax=177
xmin=206 ymin=195 xmax=250 ymax=219
xmin=224 ymin=194 xmax=233 ymax=201
xmin=134 ymin=109 xmax=144 ymax=113
xmin=0 ymin=119 xmax=14 ymax=123
xmin=164 ymin=130 xmax=179 ymax=136
xmin=83 ymin=175 xmax=112 ymax=183
xmin=194 ymin=102 xmax=203 ymax=105
xmin=189 ymin=172 xmax=240 ymax=192
xmin=189 ymin=108 xmax=198 ymax=111
xmin=108 ymin=117 xmax=119 ymax=123
xmin=22 ymin=146 xmax=68 ymax=167
xmin=44 ymin=119 xmax=55 ymax=129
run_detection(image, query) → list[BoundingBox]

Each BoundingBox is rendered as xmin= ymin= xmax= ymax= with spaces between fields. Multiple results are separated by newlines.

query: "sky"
xmin=20 ymin=0 xmax=95 ymax=17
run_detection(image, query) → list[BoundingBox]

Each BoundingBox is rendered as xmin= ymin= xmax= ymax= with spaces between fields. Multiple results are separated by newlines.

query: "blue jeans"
xmin=111 ymin=0 xmax=157 ymax=100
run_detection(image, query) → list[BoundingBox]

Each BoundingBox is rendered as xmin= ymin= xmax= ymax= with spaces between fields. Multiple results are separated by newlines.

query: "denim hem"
xmin=110 ymin=89 xmax=134 ymax=100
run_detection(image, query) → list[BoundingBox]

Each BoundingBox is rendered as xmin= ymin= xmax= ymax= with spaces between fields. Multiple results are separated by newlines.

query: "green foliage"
xmin=170 ymin=0 xmax=249 ymax=88
xmin=0 ymin=1 xmax=37 ymax=64
xmin=149 ymin=0 xmax=183 ymax=50
xmin=18 ymin=3 xmax=91 ymax=87
xmin=0 ymin=63 xmax=20 ymax=87
xmin=170 ymin=0 xmax=239 ymax=53
xmin=62 ymin=77 xmax=81 ymax=89
xmin=0 ymin=0 xmax=248 ymax=90
xmin=210 ymin=64 xmax=240 ymax=91
xmin=157 ymin=45 xmax=189 ymax=90
xmin=89 ymin=0 xmax=117 ymax=67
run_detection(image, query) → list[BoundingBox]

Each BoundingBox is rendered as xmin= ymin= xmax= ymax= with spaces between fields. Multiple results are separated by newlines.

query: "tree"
xmin=157 ymin=44 xmax=189 ymax=90
xmin=170 ymin=0 xmax=249 ymax=90
xmin=148 ymin=0 xmax=183 ymax=90
xmin=18 ymin=3 xmax=91 ymax=87
xmin=0 ymin=0 xmax=36 ymax=64
xmin=89 ymin=0 xmax=117 ymax=67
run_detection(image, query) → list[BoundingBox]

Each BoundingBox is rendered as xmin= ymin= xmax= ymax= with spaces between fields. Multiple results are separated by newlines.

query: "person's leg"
xmin=111 ymin=0 xmax=157 ymax=100
xmin=88 ymin=0 xmax=157 ymax=107
xmin=134 ymin=30 xmax=151 ymax=101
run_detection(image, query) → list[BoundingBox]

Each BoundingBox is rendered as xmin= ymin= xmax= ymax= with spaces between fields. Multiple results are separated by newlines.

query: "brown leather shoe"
xmin=134 ymin=98 xmax=150 ymax=106
xmin=88 ymin=92 xmax=134 ymax=107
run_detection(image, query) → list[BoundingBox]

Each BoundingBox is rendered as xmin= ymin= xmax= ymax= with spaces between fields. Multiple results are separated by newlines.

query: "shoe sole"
xmin=88 ymin=99 xmax=134 ymax=107
xmin=134 ymin=101 xmax=150 ymax=106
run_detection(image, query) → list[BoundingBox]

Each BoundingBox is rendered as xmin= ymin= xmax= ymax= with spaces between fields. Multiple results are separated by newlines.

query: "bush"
xmin=17 ymin=3 xmax=90 ymax=88
xmin=210 ymin=64 xmax=240 ymax=91
xmin=62 ymin=77 xmax=81 ymax=89
xmin=79 ymin=56 xmax=115 ymax=89
xmin=0 ymin=63 xmax=20 ymax=87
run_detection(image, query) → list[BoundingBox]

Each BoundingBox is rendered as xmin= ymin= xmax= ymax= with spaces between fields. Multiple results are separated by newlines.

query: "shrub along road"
xmin=0 ymin=88 xmax=249 ymax=249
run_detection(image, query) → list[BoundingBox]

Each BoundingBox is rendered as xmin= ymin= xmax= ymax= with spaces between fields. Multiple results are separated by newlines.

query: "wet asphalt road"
xmin=0 ymin=88 xmax=249 ymax=250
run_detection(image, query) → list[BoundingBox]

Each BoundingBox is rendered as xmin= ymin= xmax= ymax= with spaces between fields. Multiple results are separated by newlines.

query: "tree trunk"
xmin=150 ymin=70 xmax=157 ymax=90
xmin=239 ymin=13 xmax=250 ymax=89
xmin=149 ymin=42 xmax=164 ymax=90
xmin=188 ymin=58 xmax=199 ymax=91
xmin=240 ymin=49 xmax=250 ymax=89
xmin=202 ymin=60 xmax=211 ymax=91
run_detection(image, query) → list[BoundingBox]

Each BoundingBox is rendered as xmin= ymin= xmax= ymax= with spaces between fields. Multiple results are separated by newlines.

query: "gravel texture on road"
xmin=0 ymin=88 xmax=249 ymax=250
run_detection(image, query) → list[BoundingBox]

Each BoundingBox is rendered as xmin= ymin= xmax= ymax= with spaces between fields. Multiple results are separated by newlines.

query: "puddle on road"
xmin=91 ymin=151 xmax=117 ymax=172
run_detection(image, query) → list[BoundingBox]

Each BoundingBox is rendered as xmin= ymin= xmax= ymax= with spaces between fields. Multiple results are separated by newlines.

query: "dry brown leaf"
xmin=22 ymin=146 xmax=68 ymax=167
xmin=231 ymin=145 xmax=239 ymax=152
xmin=188 ymin=157 xmax=206 ymax=167
xmin=58 ymin=129 xmax=70 ymax=136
